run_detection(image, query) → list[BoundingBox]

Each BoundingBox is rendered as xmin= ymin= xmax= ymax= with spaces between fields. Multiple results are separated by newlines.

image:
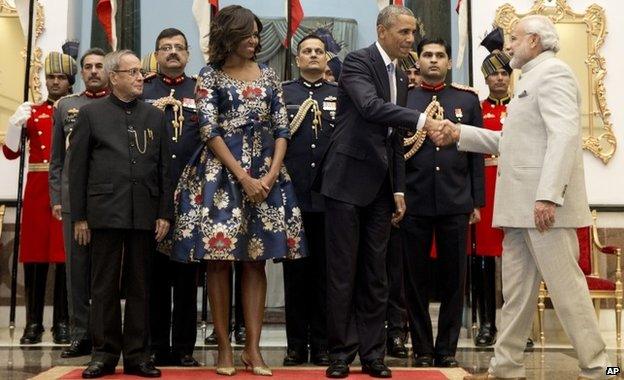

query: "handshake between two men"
xmin=423 ymin=117 xmax=460 ymax=146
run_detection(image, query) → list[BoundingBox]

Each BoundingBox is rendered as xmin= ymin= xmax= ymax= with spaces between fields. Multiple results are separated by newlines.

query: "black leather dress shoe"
xmin=435 ymin=355 xmax=458 ymax=368
xmin=234 ymin=325 xmax=246 ymax=344
xmin=176 ymin=354 xmax=199 ymax=367
xmin=310 ymin=349 xmax=330 ymax=366
xmin=150 ymin=350 xmax=172 ymax=366
xmin=326 ymin=359 xmax=349 ymax=378
xmin=61 ymin=339 xmax=92 ymax=358
xmin=20 ymin=323 xmax=44 ymax=344
xmin=387 ymin=336 xmax=409 ymax=358
xmin=413 ymin=354 xmax=434 ymax=367
xmin=283 ymin=348 xmax=307 ymax=366
xmin=474 ymin=324 xmax=497 ymax=347
xmin=124 ymin=361 xmax=161 ymax=377
xmin=362 ymin=359 xmax=392 ymax=378
xmin=82 ymin=362 xmax=115 ymax=378
xmin=204 ymin=330 xmax=218 ymax=345
xmin=52 ymin=322 xmax=71 ymax=344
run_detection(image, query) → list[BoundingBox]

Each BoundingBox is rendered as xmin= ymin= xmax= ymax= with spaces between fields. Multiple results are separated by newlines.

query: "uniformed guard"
xmin=69 ymin=49 xmax=171 ymax=379
xmin=49 ymin=47 xmax=109 ymax=358
xmin=399 ymin=50 xmax=421 ymax=88
xmin=141 ymin=28 xmax=201 ymax=367
xmin=472 ymin=28 xmax=512 ymax=348
xmin=281 ymin=34 xmax=336 ymax=367
xmin=402 ymin=38 xmax=485 ymax=368
xmin=3 ymin=52 xmax=75 ymax=345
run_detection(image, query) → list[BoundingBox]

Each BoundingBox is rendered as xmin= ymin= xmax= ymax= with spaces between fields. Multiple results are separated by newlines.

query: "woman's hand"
xmin=240 ymin=174 xmax=269 ymax=203
xmin=259 ymin=171 xmax=279 ymax=198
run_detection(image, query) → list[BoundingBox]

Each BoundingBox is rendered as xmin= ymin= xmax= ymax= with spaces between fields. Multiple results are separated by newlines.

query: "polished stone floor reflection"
xmin=1 ymin=325 xmax=623 ymax=379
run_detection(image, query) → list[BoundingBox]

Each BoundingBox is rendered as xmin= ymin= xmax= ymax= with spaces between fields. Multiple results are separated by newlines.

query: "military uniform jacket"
xmin=283 ymin=77 xmax=337 ymax=213
xmin=142 ymin=73 xmax=201 ymax=184
xmin=68 ymin=94 xmax=173 ymax=230
xmin=2 ymin=101 xmax=65 ymax=263
xmin=49 ymin=90 xmax=108 ymax=213
xmin=458 ymin=51 xmax=592 ymax=228
xmin=405 ymin=83 xmax=485 ymax=216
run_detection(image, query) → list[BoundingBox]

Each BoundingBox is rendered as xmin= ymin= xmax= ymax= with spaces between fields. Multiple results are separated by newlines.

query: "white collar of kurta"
xmin=520 ymin=50 xmax=556 ymax=73
xmin=375 ymin=41 xmax=398 ymax=68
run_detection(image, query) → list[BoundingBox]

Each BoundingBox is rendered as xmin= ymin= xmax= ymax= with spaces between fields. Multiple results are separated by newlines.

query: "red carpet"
xmin=33 ymin=366 xmax=469 ymax=379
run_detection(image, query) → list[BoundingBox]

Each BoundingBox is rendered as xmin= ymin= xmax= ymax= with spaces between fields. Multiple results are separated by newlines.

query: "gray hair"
xmin=377 ymin=5 xmax=414 ymax=27
xmin=103 ymin=49 xmax=137 ymax=76
xmin=520 ymin=15 xmax=560 ymax=53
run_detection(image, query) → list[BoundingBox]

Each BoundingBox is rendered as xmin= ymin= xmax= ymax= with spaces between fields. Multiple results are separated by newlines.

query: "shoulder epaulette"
xmin=451 ymin=82 xmax=479 ymax=96
xmin=143 ymin=72 xmax=158 ymax=81
xmin=325 ymin=80 xmax=338 ymax=86
xmin=282 ymin=79 xmax=296 ymax=86
xmin=54 ymin=93 xmax=80 ymax=108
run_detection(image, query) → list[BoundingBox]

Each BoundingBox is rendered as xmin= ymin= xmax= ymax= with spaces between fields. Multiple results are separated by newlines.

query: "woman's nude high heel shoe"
xmin=240 ymin=351 xmax=272 ymax=376
xmin=216 ymin=350 xmax=236 ymax=376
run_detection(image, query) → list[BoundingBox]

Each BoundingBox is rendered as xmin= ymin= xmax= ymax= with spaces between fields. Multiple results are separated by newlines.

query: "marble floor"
xmin=1 ymin=324 xmax=623 ymax=379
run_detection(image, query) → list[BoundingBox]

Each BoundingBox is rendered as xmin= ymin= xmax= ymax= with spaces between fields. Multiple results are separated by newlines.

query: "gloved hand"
xmin=8 ymin=102 xmax=32 ymax=128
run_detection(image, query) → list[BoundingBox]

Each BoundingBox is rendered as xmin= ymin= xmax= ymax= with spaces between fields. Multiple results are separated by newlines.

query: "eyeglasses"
xmin=114 ymin=68 xmax=146 ymax=78
xmin=157 ymin=44 xmax=188 ymax=53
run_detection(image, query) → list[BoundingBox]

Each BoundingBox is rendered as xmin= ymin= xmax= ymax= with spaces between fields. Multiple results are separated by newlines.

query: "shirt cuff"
xmin=393 ymin=192 xmax=404 ymax=197
xmin=416 ymin=113 xmax=426 ymax=130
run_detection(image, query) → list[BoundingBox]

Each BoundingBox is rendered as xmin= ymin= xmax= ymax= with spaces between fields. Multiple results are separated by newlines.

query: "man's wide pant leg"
xmin=490 ymin=228 xmax=610 ymax=379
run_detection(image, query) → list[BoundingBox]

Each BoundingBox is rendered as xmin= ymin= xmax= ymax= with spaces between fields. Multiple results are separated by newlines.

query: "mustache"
xmin=166 ymin=54 xmax=180 ymax=61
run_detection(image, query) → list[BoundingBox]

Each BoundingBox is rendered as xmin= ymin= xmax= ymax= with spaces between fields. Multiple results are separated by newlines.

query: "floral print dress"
xmin=171 ymin=63 xmax=307 ymax=262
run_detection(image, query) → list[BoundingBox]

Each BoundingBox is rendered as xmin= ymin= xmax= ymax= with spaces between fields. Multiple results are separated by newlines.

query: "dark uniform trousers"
xmin=283 ymin=212 xmax=327 ymax=352
xmin=90 ymin=229 xmax=153 ymax=366
xmin=62 ymin=213 xmax=90 ymax=341
xmin=150 ymin=252 xmax=197 ymax=357
xmin=386 ymin=226 xmax=408 ymax=340
xmin=402 ymin=213 xmax=469 ymax=356
xmin=325 ymin=176 xmax=394 ymax=363
xmin=23 ymin=263 xmax=68 ymax=329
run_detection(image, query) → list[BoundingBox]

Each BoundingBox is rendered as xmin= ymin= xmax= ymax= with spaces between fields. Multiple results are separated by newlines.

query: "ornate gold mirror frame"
xmin=0 ymin=0 xmax=45 ymax=101
xmin=494 ymin=0 xmax=615 ymax=164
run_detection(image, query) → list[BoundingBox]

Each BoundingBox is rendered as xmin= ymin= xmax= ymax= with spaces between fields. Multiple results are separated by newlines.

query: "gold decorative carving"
xmin=494 ymin=0 xmax=615 ymax=164
xmin=2 ymin=0 xmax=45 ymax=103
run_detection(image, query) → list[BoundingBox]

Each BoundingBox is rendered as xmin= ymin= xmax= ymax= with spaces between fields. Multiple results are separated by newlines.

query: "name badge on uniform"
xmin=182 ymin=97 xmax=196 ymax=110
xmin=39 ymin=113 xmax=50 ymax=119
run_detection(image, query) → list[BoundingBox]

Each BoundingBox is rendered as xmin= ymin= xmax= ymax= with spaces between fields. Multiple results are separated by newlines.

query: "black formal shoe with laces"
xmin=234 ymin=325 xmax=246 ymax=344
xmin=204 ymin=330 xmax=218 ymax=345
xmin=61 ymin=339 xmax=92 ymax=358
xmin=52 ymin=322 xmax=71 ymax=344
xmin=150 ymin=350 xmax=172 ymax=366
xmin=177 ymin=354 xmax=199 ymax=367
xmin=326 ymin=359 xmax=349 ymax=378
xmin=474 ymin=324 xmax=497 ymax=347
xmin=20 ymin=323 xmax=44 ymax=344
xmin=310 ymin=349 xmax=330 ymax=366
xmin=362 ymin=359 xmax=392 ymax=378
xmin=81 ymin=361 xmax=116 ymax=378
xmin=386 ymin=336 xmax=409 ymax=358
xmin=283 ymin=348 xmax=307 ymax=366
xmin=124 ymin=361 xmax=161 ymax=377
xmin=413 ymin=354 xmax=434 ymax=367
xmin=434 ymin=355 xmax=458 ymax=368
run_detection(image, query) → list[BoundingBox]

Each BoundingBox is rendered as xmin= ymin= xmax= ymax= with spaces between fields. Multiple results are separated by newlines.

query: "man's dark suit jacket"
xmin=69 ymin=94 xmax=173 ymax=230
xmin=319 ymin=43 xmax=422 ymax=207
